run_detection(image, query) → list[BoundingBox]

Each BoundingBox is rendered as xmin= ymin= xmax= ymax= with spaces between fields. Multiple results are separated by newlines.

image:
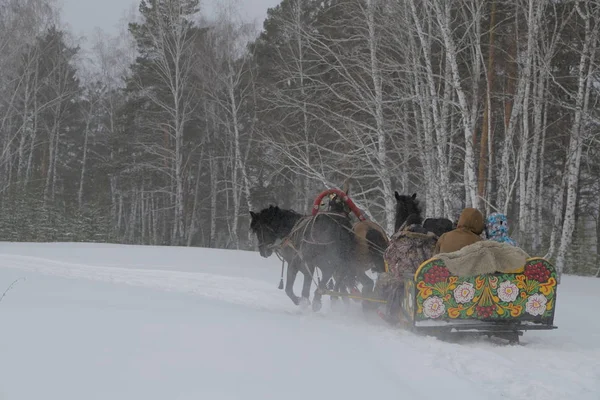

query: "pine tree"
xmin=125 ymin=0 xmax=203 ymax=245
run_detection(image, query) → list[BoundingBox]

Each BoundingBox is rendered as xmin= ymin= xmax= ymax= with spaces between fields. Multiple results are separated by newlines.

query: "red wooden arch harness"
xmin=311 ymin=188 xmax=367 ymax=221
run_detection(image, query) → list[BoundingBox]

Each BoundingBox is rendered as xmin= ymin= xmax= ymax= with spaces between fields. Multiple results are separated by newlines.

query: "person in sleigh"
xmin=377 ymin=214 xmax=438 ymax=324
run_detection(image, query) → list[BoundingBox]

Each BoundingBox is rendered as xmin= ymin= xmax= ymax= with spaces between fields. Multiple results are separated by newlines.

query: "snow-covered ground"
xmin=0 ymin=242 xmax=598 ymax=400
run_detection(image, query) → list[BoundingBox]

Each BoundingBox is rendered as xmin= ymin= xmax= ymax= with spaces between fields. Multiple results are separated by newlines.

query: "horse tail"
xmin=366 ymin=228 xmax=388 ymax=273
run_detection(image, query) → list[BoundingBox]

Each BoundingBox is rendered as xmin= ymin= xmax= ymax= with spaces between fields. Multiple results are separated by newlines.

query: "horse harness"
xmin=268 ymin=212 xmax=351 ymax=294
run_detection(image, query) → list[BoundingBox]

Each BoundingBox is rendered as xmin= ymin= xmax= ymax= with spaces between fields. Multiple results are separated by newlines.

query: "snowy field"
xmin=0 ymin=242 xmax=598 ymax=400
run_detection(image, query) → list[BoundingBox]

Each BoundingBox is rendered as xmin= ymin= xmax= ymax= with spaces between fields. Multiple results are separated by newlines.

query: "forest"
xmin=0 ymin=0 xmax=599 ymax=277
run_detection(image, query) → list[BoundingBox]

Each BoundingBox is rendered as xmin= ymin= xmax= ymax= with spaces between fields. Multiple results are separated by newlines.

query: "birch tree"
xmin=202 ymin=4 xmax=258 ymax=248
xmin=128 ymin=0 xmax=201 ymax=245
xmin=36 ymin=27 xmax=81 ymax=204
xmin=402 ymin=0 xmax=464 ymax=217
xmin=555 ymin=1 xmax=600 ymax=278
xmin=497 ymin=0 xmax=543 ymax=213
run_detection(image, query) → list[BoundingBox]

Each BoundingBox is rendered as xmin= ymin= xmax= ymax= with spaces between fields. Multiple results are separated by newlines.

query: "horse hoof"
xmin=312 ymin=299 xmax=322 ymax=312
xmin=299 ymin=297 xmax=310 ymax=310
xmin=330 ymin=296 xmax=339 ymax=308
xmin=331 ymin=297 xmax=346 ymax=312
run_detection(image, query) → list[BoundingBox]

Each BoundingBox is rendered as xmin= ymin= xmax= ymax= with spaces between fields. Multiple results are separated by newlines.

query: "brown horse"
xmin=353 ymin=219 xmax=389 ymax=273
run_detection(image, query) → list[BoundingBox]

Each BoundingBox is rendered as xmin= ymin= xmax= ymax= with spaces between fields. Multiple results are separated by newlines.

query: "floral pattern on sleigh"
xmin=413 ymin=258 xmax=557 ymax=322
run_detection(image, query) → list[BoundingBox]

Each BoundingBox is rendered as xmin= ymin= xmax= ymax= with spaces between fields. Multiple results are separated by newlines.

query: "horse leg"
xmin=357 ymin=271 xmax=377 ymax=311
xmin=312 ymin=263 xmax=335 ymax=312
xmin=299 ymin=262 xmax=313 ymax=307
xmin=285 ymin=260 xmax=300 ymax=305
xmin=328 ymin=267 xmax=343 ymax=307
xmin=358 ymin=271 xmax=375 ymax=295
xmin=334 ymin=271 xmax=357 ymax=309
xmin=329 ymin=270 xmax=343 ymax=310
xmin=333 ymin=268 xmax=354 ymax=306
xmin=343 ymin=255 xmax=362 ymax=303
xmin=339 ymin=285 xmax=351 ymax=305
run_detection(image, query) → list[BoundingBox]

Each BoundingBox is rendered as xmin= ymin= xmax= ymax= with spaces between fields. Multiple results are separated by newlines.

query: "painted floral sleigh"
xmin=400 ymin=257 xmax=558 ymax=343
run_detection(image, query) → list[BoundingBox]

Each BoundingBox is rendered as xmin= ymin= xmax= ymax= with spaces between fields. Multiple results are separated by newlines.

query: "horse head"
xmin=326 ymin=180 xmax=352 ymax=216
xmin=326 ymin=192 xmax=352 ymax=216
xmin=250 ymin=206 xmax=281 ymax=257
xmin=250 ymin=205 xmax=301 ymax=258
xmin=394 ymin=191 xmax=422 ymax=232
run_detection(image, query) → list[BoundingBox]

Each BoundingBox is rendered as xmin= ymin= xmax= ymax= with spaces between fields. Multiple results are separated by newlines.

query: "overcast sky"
xmin=59 ymin=0 xmax=280 ymax=43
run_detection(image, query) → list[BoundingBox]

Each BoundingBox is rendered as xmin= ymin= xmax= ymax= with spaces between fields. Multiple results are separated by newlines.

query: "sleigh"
xmin=399 ymin=257 xmax=558 ymax=344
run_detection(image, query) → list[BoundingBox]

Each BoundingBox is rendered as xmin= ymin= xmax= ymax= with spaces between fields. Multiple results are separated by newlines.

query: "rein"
xmin=267 ymin=215 xmax=343 ymax=294
xmin=268 ymin=237 xmax=324 ymax=294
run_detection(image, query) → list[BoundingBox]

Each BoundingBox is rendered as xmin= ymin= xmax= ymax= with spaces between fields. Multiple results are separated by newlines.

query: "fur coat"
xmin=435 ymin=240 xmax=530 ymax=277
xmin=435 ymin=208 xmax=485 ymax=254
xmin=384 ymin=226 xmax=438 ymax=284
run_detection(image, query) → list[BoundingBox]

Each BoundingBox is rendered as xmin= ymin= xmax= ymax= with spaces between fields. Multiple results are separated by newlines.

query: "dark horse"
xmin=326 ymin=190 xmax=389 ymax=307
xmin=394 ymin=192 xmax=453 ymax=237
xmin=249 ymin=205 xmax=355 ymax=311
